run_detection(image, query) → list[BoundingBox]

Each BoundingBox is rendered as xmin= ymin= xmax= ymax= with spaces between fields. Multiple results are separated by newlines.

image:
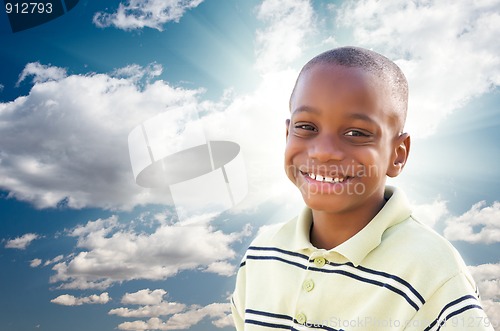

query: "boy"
xmin=231 ymin=47 xmax=493 ymax=330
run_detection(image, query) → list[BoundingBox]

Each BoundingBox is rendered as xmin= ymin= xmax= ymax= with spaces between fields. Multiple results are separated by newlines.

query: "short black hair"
xmin=290 ymin=46 xmax=408 ymax=131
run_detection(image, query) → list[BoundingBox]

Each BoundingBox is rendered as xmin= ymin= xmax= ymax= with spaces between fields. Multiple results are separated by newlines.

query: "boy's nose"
xmin=308 ymin=134 xmax=345 ymax=162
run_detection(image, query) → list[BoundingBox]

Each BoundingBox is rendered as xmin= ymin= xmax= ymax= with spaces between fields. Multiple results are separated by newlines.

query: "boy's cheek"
xmin=284 ymin=163 xmax=297 ymax=179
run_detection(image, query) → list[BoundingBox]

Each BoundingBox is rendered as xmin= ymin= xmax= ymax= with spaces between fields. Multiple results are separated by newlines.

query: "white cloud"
xmin=444 ymin=201 xmax=500 ymax=244
xmin=0 ymin=84 xmax=4 ymax=92
xmin=335 ymin=0 xmax=500 ymax=137
xmin=17 ymin=62 xmax=67 ymax=86
xmin=49 ymin=214 xmax=250 ymax=289
xmin=321 ymin=36 xmax=339 ymax=47
xmin=404 ymin=198 xmax=500 ymax=245
xmin=30 ymin=258 xmax=42 ymax=268
xmin=121 ymin=289 xmax=167 ymax=305
xmin=116 ymin=303 xmax=231 ymax=330
xmin=43 ymin=255 xmax=64 ymax=266
xmin=163 ymin=303 xmax=231 ymax=330
xmin=211 ymin=312 xmax=234 ymax=328
xmin=111 ymin=63 xmax=163 ymax=83
xmin=30 ymin=256 xmax=64 ymax=268
xmin=468 ymin=263 xmax=500 ymax=327
xmin=69 ymin=216 xmax=119 ymax=238
xmin=50 ymin=292 xmax=110 ymax=306
xmin=116 ymin=319 xmax=152 ymax=331
xmin=481 ymin=300 xmax=500 ymax=328
xmin=203 ymin=261 xmax=236 ymax=276
xmin=0 ymin=63 xmax=203 ymax=210
xmin=255 ymin=0 xmax=315 ymax=72
xmin=5 ymin=233 xmax=39 ymax=249
xmin=412 ymin=199 xmax=448 ymax=228
xmin=93 ymin=0 xmax=203 ymax=31
xmin=109 ymin=302 xmax=186 ymax=318
xmin=469 ymin=263 xmax=500 ymax=301
xmin=109 ymin=289 xmax=186 ymax=318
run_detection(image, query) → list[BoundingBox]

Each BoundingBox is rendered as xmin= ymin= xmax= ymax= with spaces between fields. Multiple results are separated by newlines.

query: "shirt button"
xmin=295 ymin=312 xmax=307 ymax=325
xmin=314 ymin=257 xmax=326 ymax=267
xmin=303 ymin=279 xmax=314 ymax=292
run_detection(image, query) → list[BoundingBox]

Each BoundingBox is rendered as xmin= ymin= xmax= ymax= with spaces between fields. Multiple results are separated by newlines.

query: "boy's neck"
xmin=309 ymin=196 xmax=386 ymax=250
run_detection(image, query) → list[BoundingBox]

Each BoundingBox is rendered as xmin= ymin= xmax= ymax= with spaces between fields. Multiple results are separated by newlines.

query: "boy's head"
xmin=285 ymin=46 xmax=411 ymax=214
xmin=291 ymin=47 xmax=408 ymax=132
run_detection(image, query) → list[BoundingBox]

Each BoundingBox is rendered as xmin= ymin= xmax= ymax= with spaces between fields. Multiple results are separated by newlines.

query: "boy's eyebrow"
xmin=292 ymin=106 xmax=380 ymax=126
xmin=347 ymin=113 xmax=378 ymax=125
xmin=291 ymin=105 xmax=320 ymax=115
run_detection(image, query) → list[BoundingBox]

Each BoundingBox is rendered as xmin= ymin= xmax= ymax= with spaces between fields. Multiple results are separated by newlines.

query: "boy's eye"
xmin=294 ymin=123 xmax=317 ymax=132
xmin=345 ymin=130 xmax=370 ymax=137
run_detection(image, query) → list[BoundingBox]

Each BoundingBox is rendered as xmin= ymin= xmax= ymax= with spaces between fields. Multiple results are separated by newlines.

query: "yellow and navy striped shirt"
xmin=231 ymin=187 xmax=494 ymax=330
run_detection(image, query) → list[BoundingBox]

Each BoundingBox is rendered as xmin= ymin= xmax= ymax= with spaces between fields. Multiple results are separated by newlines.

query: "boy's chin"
xmin=300 ymin=191 xmax=361 ymax=213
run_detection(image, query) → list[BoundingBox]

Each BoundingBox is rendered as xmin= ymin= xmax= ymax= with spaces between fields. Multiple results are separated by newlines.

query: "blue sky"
xmin=0 ymin=1 xmax=499 ymax=330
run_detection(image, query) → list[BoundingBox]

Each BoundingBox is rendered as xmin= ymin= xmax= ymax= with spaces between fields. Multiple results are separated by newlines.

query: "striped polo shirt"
xmin=231 ymin=186 xmax=494 ymax=331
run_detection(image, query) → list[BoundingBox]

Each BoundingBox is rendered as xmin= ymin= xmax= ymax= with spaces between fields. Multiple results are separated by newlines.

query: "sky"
xmin=0 ymin=0 xmax=499 ymax=330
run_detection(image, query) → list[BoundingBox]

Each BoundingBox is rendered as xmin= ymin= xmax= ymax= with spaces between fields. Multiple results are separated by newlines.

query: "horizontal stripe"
xmin=439 ymin=304 xmax=483 ymax=331
xmin=355 ymin=264 xmax=425 ymax=304
xmin=245 ymin=247 xmax=311 ymax=271
xmin=246 ymin=319 xmax=290 ymax=330
xmin=424 ymin=295 xmax=483 ymax=331
xmin=249 ymin=246 xmax=310 ymax=260
xmin=246 ymin=309 xmax=293 ymax=321
xmin=246 ymin=245 xmax=424 ymax=311
xmin=247 ymin=255 xmax=308 ymax=270
xmin=245 ymin=309 xmax=343 ymax=331
xmin=309 ymin=266 xmax=420 ymax=310
xmin=245 ymin=309 xmax=292 ymax=330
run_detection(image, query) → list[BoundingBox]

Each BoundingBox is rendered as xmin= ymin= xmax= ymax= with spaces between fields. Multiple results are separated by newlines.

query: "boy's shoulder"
xmin=382 ymin=213 xmax=466 ymax=267
xmin=370 ymin=213 xmax=476 ymax=294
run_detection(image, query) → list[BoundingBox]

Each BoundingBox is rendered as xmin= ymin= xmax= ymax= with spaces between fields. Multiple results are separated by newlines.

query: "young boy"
xmin=231 ymin=47 xmax=494 ymax=330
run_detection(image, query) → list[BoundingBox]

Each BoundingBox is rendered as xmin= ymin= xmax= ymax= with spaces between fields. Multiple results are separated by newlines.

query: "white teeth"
xmin=307 ymin=172 xmax=348 ymax=183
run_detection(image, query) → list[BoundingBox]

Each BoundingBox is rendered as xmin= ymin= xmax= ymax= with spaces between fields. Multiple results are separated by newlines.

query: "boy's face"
xmin=285 ymin=63 xmax=409 ymax=214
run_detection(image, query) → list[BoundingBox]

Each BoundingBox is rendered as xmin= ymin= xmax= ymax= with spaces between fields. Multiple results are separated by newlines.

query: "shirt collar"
xmin=291 ymin=186 xmax=412 ymax=266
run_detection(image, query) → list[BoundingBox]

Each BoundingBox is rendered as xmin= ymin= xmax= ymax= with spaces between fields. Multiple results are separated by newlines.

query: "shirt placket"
xmin=294 ymin=249 xmax=351 ymax=329
xmin=292 ymin=250 xmax=328 ymax=328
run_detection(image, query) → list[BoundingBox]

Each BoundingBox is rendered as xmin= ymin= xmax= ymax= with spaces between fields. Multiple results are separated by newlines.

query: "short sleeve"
xmin=404 ymin=272 xmax=494 ymax=331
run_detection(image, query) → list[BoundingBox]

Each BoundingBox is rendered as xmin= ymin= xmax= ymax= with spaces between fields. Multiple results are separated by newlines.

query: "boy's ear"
xmin=285 ymin=119 xmax=291 ymax=141
xmin=387 ymin=133 xmax=411 ymax=178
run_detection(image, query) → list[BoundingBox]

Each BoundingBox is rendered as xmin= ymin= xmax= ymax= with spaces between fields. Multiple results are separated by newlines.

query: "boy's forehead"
xmin=292 ymin=64 xmax=386 ymax=108
xmin=297 ymin=63 xmax=377 ymax=91
xmin=291 ymin=63 xmax=402 ymax=131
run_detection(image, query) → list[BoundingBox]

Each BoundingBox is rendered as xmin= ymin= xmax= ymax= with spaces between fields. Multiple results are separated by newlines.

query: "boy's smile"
xmin=285 ymin=63 xmax=409 ymax=233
